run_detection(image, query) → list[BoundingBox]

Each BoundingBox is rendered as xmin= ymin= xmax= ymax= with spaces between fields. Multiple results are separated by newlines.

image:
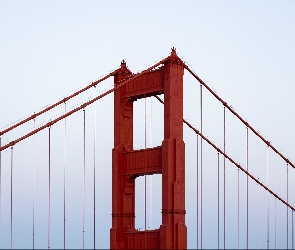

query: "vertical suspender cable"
xmin=292 ymin=209 xmax=294 ymax=250
xmin=275 ymin=198 xmax=277 ymax=249
xmin=267 ymin=146 xmax=269 ymax=249
xmin=256 ymin=179 xmax=259 ymax=249
xmin=93 ymin=86 xmax=97 ymax=249
xmin=63 ymin=103 xmax=67 ymax=250
xmin=144 ymin=95 xmax=147 ymax=248
xmin=288 ymin=164 xmax=290 ymax=249
xmin=10 ymin=146 xmax=13 ymax=250
xmin=196 ymin=135 xmax=199 ymax=249
xmin=149 ymin=174 xmax=152 ymax=229
xmin=200 ymin=84 xmax=203 ymax=249
xmin=223 ymin=106 xmax=226 ymax=250
xmin=246 ymin=127 xmax=249 ymax=249
xmin=218 ymin=152 xmax=220 ymax=250
xmin=83 ymin=109 xmax=86 ymax=249
xmin=238 ymin=168 xmax=240 ymax=250
xmin=33 ymin=118 xmax=36 ymax=249
xmin=48 ymin=127 xmax=51 ymax=250
xmin=149 ymin=98 xmax=153 ymax=229
xmin=0 ymin=137 xmax=2 ymax=246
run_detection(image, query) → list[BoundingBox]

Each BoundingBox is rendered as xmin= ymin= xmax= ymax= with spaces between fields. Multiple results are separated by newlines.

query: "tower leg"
xmin=111 ymin=49 xmax=187 ymax=249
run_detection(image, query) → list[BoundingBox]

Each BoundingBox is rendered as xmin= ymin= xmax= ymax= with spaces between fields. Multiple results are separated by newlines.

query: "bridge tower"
xmin=111 ymin=49 xmax=187 ymax=249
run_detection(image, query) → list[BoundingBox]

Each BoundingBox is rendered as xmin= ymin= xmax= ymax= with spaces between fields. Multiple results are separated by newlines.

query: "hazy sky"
xmin=1 ymin=1 xmax=295 ymax=154
xmin=1 ymin=1 xmax=295 ymax=249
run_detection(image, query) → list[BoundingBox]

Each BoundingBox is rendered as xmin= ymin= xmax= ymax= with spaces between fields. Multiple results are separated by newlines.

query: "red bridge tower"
xmin=111 ymin=49 xmax=187 ymax=249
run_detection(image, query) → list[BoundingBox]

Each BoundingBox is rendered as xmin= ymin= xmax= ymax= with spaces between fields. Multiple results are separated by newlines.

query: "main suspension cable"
xmin=183 ymin=64 xmax=295 ymax=169
xmin=154 ymin=95 xmax=295 ymax=211
xmin=0 ymin=55 xmax=171 ymax=152
xmin=0 ymin=72 xmax=116 ymax=137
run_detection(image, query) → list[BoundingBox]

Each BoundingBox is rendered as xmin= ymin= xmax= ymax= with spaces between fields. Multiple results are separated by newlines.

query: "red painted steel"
xmin=2 ymin=52 xmax=294 ymax=173
xmin=123 ymin=147 xmax=162 ymax=177
xmin=124 ymin=68 xmax=164 ymax=100
xmin=111 ymin=48 xmax=187 ymax=249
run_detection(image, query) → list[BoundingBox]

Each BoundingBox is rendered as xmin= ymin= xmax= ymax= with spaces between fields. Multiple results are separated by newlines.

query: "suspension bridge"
xmin=0 ymin=48 xmax=294 ymax=249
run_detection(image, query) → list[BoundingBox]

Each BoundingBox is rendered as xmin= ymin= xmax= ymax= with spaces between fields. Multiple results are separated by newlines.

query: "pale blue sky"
xmin=0 ymin=1 xmax=295 ymax=249
xmin=1 ymin=1 xmax=295 ymax=153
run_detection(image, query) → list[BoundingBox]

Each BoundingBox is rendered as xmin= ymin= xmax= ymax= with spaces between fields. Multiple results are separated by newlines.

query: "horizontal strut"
xmin=162 ymin=209 xmax=186 ymax=214
xmin=123 ymin=146 xmax=162 ymax=177
xmin=124 ymin=68 xmax=164 ymax=100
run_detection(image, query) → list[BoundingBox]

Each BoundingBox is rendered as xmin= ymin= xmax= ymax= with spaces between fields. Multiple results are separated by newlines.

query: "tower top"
xmin=171 ymin=47 xmax=177 ymax=56
xmin=121 ymin=59 xmax=126 ymax=68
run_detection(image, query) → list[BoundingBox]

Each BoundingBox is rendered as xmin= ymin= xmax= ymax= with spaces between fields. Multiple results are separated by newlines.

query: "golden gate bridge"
xmin=0 ymin=49 xmax=294 ymax=249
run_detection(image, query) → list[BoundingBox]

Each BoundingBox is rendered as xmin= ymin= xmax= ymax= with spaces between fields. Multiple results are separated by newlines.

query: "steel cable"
xmin=267 ymin=146 xmax=270 ymax=249
xmin=144 ymin=94 xmax=147 ymax=248
xmin=83 ymin=109 xmax=86 ymax=249
xmin=197 ymin=135 xmax=199 ymax=249
xmin=218 ymin=152 xmax=220 ymax=250
xmin=154 ymin=95 xmax=295 ymax=211
xmin=292 ymin=210 xmax=294 ymax=249
xmin=257 ymin=181 xmax=259 ymax=249
xmin=238 ymin=168 xmax=240 ymax=250
xmin=48 ymin=127 xmax=51 ymax=249
xmin=0 ymin=72 xmax=116 ymax=137
xmin=63 ymin=103 xmax=67 ymax=250
xmin=0 ymin=56 xmax=171 ymax=151
xmin=33 ymin=119 xmax=36 ymax=249
xmin=223 ymin=106 xmax=226 ymax=250
xmin=275 ymin=198 xmax=277 ymax=249
xmin=183 ymin=64 xmax=295 ymax=169
xmin=200 ymin=84 xmax=203 ymax=249
xmin=246 ymin=127 xmax=249 ymax=249
xmin=93 ymin=87 xmax=97 ymax=249
xmin=0 ymin=137 xmax=2 ymax=246
xmin=149 ymin=98 xmax=153 ymax=230
xmin=287 ymin=163 xmax=289 ymax=249
xmin=10 ymin=146 xmax=13 ymax=250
